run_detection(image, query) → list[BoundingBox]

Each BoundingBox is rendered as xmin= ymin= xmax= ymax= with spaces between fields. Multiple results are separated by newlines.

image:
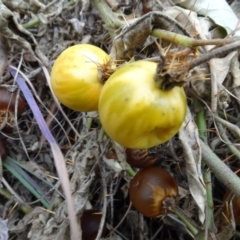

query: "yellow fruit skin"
xmin=99 ymin=61 xmax=187 ymax=149
xmin=50 ymin=44 xmax=111 ymax=111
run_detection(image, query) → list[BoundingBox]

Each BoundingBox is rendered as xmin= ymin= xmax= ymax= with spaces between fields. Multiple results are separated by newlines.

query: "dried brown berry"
xmin=129 ymin=166 xmax=178 ymax=218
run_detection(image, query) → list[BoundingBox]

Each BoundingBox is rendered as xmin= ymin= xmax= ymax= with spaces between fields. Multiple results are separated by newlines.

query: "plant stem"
xmin=23 ymin=18 xmax=40 ymax=29
xmin=218 ymin=111 xmax=238 ymax=123
xmin=125 ymin=166 xmax=136 ymax=177
xmin=154 ymin=35 xmax=240 ymax=82
xmin=187 ymin=39 xmax=240 ymax=71
xmin=214 ymin=114 xmax=240 ymax=138
xmin=172 ymin=207 xmax=199 ymax=236
xmin=23 ymin=0 xmax=78 ymax=29
xmin=151 ymin=29 xmax=240 ymax=48
xmin=217 ymin=123 xmax=240 ymax=160
xmin=152 ymin=29 xmax=195 ymax=48
xmin=86 ymin=117 xmax=93 ymax=131
xmin=98 ymin=127 xmax=105 ymax=142
xmin=200 ymin=140 xmax=240 ymax=197
xmin=91 ymin=0 xmax=123 ymax=38
xmin=0 ymin=187 xmax=32 ymax=214
xmin=194 ymin=98 xmax=215 ymax=234
xmin=194 ymin=98 xmax=207 ymax=143
xmin=203 ymin=170 xmax=216 ymax=232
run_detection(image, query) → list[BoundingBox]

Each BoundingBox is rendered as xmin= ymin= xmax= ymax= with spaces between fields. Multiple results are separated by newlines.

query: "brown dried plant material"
xmin=0 ymin=0 xmax=48 ymax=65
xmin=2 ymin=0 xmax=45 ymax=13
xmin=0 ymin=37 xmax=9 ymax=79
xmin=43 ymin=0 xmax=64 ymax=18
xmin=179 ymin=108 xmax=206 ymax=224
xmin=110 ymin=11 xmax=191 ymax=60
xmin=26 ymin=134 xmax=99 ymax=240
xmin=172 ymin=0 xmax=240 ymax=36
xmin=0 ymin=87 xmax=26 ymax=131
xmin=142 ymin=0 xmax=171 ymax=13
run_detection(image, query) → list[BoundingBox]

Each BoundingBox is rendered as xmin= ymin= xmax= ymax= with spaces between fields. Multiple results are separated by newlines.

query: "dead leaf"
xmin=0 ymin=37 xmax=9 ymax=78
xmin=110 ymin=11 xmax=191 ymax=60
xmin=2 ymin=0 xmax=45 ymax=13
xmin=179 ymin=108 xmax=206 ymax=223
xmin=0 ymin=1 xmax=48 ymax=65
xmin=172 ymin=0 xmax=240 ymax=36
xmin=209 ymin=51 xmax=237 ymax=111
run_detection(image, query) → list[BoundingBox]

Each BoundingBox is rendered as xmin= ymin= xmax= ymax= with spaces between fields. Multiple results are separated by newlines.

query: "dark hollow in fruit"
xmin=80 ymin=209 xmax=107 ymax=240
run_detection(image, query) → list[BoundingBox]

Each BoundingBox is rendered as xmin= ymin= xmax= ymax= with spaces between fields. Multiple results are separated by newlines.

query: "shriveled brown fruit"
xmin=129 ymin=166 xmax=178 ymax=218
xmin=125 ymin=148 xmax=159 ymax=168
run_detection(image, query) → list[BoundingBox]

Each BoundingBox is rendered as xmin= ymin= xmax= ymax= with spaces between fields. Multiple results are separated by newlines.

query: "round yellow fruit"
xmin=98 ymin=61 xmax=187 ymax=149
xmin=50 ymin=44 xmax=112 ymax=111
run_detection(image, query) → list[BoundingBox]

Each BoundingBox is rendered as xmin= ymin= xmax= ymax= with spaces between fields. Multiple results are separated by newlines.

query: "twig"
xmin=187 ymin=39 xmax=240 ymax=71
xmin=217 ymin=123 xmax=240 ymax=160
xmin=213 ymin=114 xmax=240 ymax=139
xmin=200 ymin=140 xmax=240 ymax=197
xmin=218 ymin=111 xmax=238 ymax=124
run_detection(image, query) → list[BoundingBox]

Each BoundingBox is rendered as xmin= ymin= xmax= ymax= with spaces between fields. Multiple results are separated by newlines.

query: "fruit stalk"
xmin=171 ymin=207 xmax=199 ymax=236
xmin=152 ymin=34 xmax=240 ymax=87
xmin=152 ymin=29 xmax=240 ymax=48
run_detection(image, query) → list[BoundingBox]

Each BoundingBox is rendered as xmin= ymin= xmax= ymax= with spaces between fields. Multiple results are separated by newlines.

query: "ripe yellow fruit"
xmin=50 ymin=44 xmax=112 ymax=111
xmin=98 ymin=60 xmax=187 ymax=149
